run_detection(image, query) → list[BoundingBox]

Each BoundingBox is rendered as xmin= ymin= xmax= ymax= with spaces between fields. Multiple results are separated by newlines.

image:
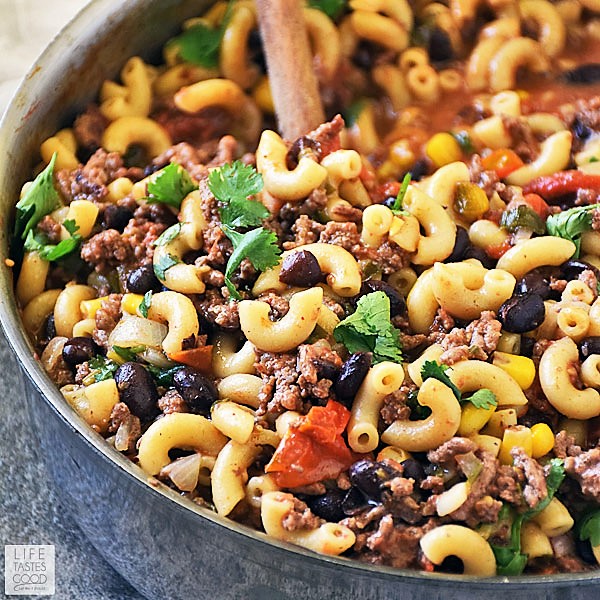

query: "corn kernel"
xmin=531 ymin=423 xmax=555 ymax=458
xmin=425 ymin=132 xmax=462 ymax=168
xmin=458 ymin=403 xmax=495 ymax=437
xmin=492 ymin=351 xmax=536 ymax=390
xmin=389 ymin=139 xmax=415 ymax=171
xmin=122 ymin=293 xmax=144 ymax=315
xmin=252 ymin=76 xmax=274 ymax=114
xmin=377 ymin=446 xmax=411 ymax=464
xmin=499 ymin=425 xmax=533 ymax=465
xmin=80 ymin=296 xmax=108 ymax=319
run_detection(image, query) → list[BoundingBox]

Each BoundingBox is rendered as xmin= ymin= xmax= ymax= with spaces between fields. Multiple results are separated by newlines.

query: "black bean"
xmin=279 ymin=250 xmax=323 ymax=287
xmin=314 ymin=359 xmax=340 ymax=381
xmin=572 ymin=117 xmax=593 ymax=142
xmin=114 ymin=362 xmax=160 ymax=421
xmin=579 ymin=337 xmax=600 ymax=360
xmin=62 ymin=337 xmax=101 ymax=366
xmin=519 ymin=336 xmax=536 ymax=358
xmin=515 ymin=272 xmax=553 ymax=300
xmin=102 ymin=205 xmax=133 ymax=232
xmin=576 ymin=538 xmax=597 ymax=564
xmin=401 ymin=458 xmax=426 ymax=483
xmin=428 ymin=28 xmax=454 ymax=62
xmin=498 ymin=293 xmax=546 ymax=333
xmin=357 ymin=280 xmax=406 ymax=317
xmin=333 ymin=353 xmax=372 ymax=406
xmin=306 ymin=489 xmax=346 ymax=522
xmin=247 ymin=29 xmax=267 ymax=73
xmin=410 ymin=158 xmax=430 ymax=181
xmin=127 ymin=264 xmax=161 ymax=294
xmin=173 ymin=366 xmax=218 ymax=414
xmin=341 ymin=487 xmax=370 ymax=516
xmin=561 ymin=259 xmax=600 ymax=281
xmin=463 ymin=246 xmax=496 ymax=270
xmin=348 ymin=459 xmax=400 ymax=502
xmin=444 ymin=226 xmax=470 ymax=263
xmin=563 ymin=63 xmax=600 ymax=85
xmin=43 ymin=314 xmax=56 ymax=342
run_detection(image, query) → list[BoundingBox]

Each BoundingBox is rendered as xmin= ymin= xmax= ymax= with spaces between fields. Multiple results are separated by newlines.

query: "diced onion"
xmin=109 ymin=315 xmax=167 ymax=350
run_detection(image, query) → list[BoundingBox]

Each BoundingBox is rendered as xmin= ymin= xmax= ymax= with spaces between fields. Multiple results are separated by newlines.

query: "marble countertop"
xmin=0 ymin=2 xmax=143 ymax=597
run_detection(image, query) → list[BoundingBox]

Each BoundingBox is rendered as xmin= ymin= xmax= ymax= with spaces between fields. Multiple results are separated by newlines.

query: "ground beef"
xmin=554 ymin=431 xmax=582 ymax=459
xmin=428 ymin=308 xmax=456 ymax=341
xmin=502 ymin=116 xmax=540 ymax=162
xmin=439 ymin=311 xmax=501 ymax=364
xmin=511 ymin=447 xmax=547 ymax=508
xmin=306 ymin=114 xmax=344 ymax=158
xmin=152 ymin=142 xmax=211 ymax=182
xmin=296 ymin=341 xmax=342 ymax=401
xmin=283 ymin=215 xmax=325 ymax=250
xmin=318 ymin=221 xmax=409 ymax=274
xmin=280 ymin=494 xmax=323 ymax=531
xmin=560 ymin=96 xmax=600 ymax=152
xmin=73 ymin=104 xmax=107 ymax=153
xmin=56 ymin=149 xmax=141 ymax=204
xmin=108 ymin=401 xmax=141 ymax=453
xmin=576 ymin=188 xmax=600 ymax=206
xmin=198 ymin=221 xmax=233 ymax=268
xmin=36 ymin=215 xmax=63 ymax=244
xmin=132 ymin=202 xmax=178 ymax=227
xmin=492 ymin=464 xmax=523 ymax=505
xmin=81 ymin=229 xmax=133 ymax=273
xmin=428 ymin=437 xmax=477 ymax=465
xmin=579 ymin=269 xmax=598 ymax=298
xmin=255 ymin=350 xmax=304 ymax=418
xmin=74 ymin=361 xmax=91 ymax=385
xmin=121 ymin=218 xmax=168 ymax=263
xmin=257 ymin=292 xmax=290 ymax=320
xmin=565 ymin=447 xmax=600 ymax=500
xmin=383 ymin=477 xmax=424 ymax=524
xmin=194 ymin=288 xmax=240 ymax=329
xmin=278 ymin=188 xmax=330 ymax=227
xmin=469 ymin=154 xmax=500 ymax=198
xmin=93 ymin=294 xmax=122 ymax=349
xmin=380 ymin=384 xmax=414 ymax=425
xmin=158 ymin=389 xmax=188 ymax=414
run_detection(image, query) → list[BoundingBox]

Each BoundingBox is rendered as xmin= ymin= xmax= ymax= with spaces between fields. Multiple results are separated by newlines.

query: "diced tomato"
xmin=379 ymin=181 xmax=401 ymax=200
xmin=523 ymin=170 xmax=600 ymax=199
xmin=522 ymin=193 xmax=549 ymax=219
xmin=167 ymin=345 xmax=213 ymax=375
xmin=265 ymin=400 xmax=355 ymax=488
xmin=481 ymin=149 xmax=524 ymax=178
xmin=486 ymin=238 xmax=512 ymax=259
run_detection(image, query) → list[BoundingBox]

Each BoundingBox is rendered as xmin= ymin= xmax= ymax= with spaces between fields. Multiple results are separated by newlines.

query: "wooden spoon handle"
xmin=255 ymin=0 xmax=325 ymax=140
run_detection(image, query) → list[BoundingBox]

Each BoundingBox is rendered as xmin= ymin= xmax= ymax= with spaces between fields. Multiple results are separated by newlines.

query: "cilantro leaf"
xmin=147 ymin=163 xmax=197 ymax=209
xmin=492 ymin=459 xmax=565 ymax=575
xmin=209 ymin=161 xmax=268 ymax=228
xmin=112 ymin=345 xmax=145 ymax=362
xmin=500 ymin=205 xmax=546 ymax=235
xmin=333 ymin=291 xmax=403 ymax=364
xmin=154 ymin=253 xmax=180 ymax=281
xmin=222 ymin=224 xmax=281 ymax=300
xmin=546 ymin=203 xmax=600 ymax=259
xmin=88 ymin=355 xmax=119 ymax=382
xmin=466 ymin=388 xmax=498 ymax=410
xmin=168 ymin=22 xmax=223 ymax=68
xmin=579 ymin=510 xmax=600 ymax=548
xmin=153 ymin=223 xmax=182 ymax=247
xmin=390 ymin=172 xmax=411 ymax=215
xmin=307 ymin=0 xmax=347 ymax=19
xmin=146 ymin=364 xmax=184 ymax=387
xmin=14 ymin=153 xmax=62 ymax=240
xmin=343 ymin=99 xmax=367 ymax=128
xmin=24 ymin=218 xmax=82 ymax=262
xmin=452 ymin=130 xmax=475 ymax=154
xmin=139 ymin=291 xmax=152 ymax=318
xmin=420 ymin=360 xmax=461 ymax=401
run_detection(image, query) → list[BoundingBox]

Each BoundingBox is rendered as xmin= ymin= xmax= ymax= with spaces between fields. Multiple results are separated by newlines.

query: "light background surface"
xmin=0 ymin=1 xmax=143 ymax=598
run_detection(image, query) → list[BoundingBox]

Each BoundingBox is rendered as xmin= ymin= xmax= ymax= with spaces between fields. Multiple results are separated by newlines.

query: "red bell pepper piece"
xmin=523 ymin=170 xmax=600 ymax=199
xmin=481 ymin=149 xmax=524 ymax=178
xmin=265 ymin=400 xmax=355 ymax=488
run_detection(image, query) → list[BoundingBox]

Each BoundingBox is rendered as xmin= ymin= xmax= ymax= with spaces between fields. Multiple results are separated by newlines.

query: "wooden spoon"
xmin=255 ymin=0 xmax=325 ymax=140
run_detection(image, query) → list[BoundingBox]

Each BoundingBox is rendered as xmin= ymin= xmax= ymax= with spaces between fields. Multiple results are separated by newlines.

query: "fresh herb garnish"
xmin=491 ymin=459 xmax=565 ymax=575
xmin=24 ymin=218 xmax=82 ymax=262
xmin=153 ymin=252 xmax=180 ymax=281
xmin=578 ymin=510 xmax=600 ymax=548
xmin=146 ymin=163 xmax=197 ymax=209
xmin=222 ymin=224 xmax=281 ymax=300
xmin=452 ymin=130 xmax=475 ymax=154
xmin=390 ymin=172 xmax=412 ymax=215
xmin=208 ymin=161 xmax=268 ymax=228
xmin=343 ymin=99 xmax=366 ymax=128
xmin=406 ymin=388 xmax=432 ymax=420
xmin=112 ymin=345 xmax=145 ymax=362
xmin=467 ymin=388 xmax=498 ymax=410
xmin=333 ymin=291 xmax=403 ymax=364
xmin=153 ymin=223 xmax=182 ymax=247
xmin=146 ymin=364 xmax=184 ymax=387
xmin=88 ymin=355 xmax=119 ymax=382
xmin=546 ymin=203 xmax=600 ymax=258
xmin=307 ymin=0 xmax=347 ymax=19
xmin=421 ymin=360 xmax=461 ymax=401
xmin=14 ymin=153 xmax=62 ymax=241
xmin=139 ymin=291 xmax=153 ymax=318
xmin=500 ymin=205 xmax=546 ymax=235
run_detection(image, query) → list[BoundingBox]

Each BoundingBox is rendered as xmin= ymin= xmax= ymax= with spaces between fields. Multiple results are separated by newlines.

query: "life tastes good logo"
xmin=4 ymin=545 xmax=55 ymax=596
